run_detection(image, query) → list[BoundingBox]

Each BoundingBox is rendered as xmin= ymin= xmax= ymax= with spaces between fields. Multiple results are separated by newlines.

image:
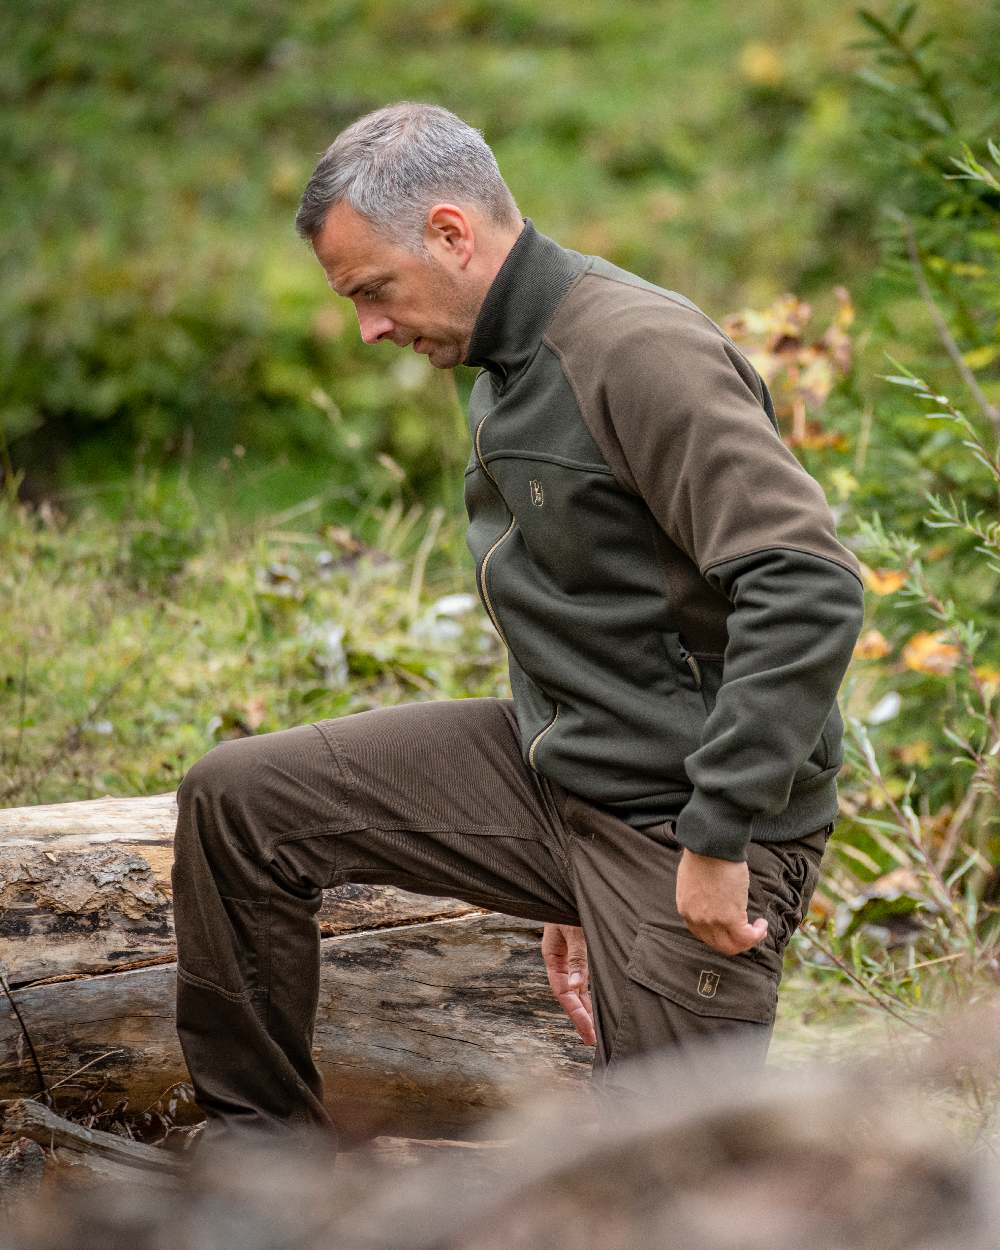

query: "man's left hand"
xmin=541 ymin=922 xmax=596 ymax=1046
xmin=675 ymin=848 xmax=768 ymax=955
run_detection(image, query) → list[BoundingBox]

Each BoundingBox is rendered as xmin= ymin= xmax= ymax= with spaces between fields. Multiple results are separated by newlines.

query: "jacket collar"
xmin=463 ymin=218 xmax=585 ymax=384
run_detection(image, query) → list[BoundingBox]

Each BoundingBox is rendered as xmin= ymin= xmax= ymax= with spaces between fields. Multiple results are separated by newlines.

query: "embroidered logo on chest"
xmin=529 ymin=478 xmax=544 ymax=507
xmin=697 ymin=970 xmax=720 ymax=998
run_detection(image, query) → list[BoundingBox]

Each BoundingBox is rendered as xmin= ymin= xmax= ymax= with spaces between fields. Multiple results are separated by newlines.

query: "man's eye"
xmin=364 ymin=286 xmax=383 ymax=302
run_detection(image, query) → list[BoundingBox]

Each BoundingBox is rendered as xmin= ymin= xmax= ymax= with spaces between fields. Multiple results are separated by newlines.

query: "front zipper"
xmin=474 ymin=410 xmax=516 ymax=647
xmin=528 ymin=701 xmax=560 ymax=771
xmin=478 ymin=516 xmax=514 ymax=646
xmin=473 ymin=407 xmax=560 ymax=772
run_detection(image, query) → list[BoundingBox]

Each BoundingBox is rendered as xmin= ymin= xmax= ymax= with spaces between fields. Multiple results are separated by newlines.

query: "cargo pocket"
xmin=607 ymin=922 xmax=779 ymax=1068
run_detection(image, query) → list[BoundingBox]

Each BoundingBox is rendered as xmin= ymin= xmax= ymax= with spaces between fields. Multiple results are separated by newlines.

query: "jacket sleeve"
xmin=601 ymin=304 xmax=866 ymax=862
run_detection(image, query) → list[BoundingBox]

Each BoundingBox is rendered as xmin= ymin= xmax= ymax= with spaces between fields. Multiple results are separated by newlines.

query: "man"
xmin=171 ymin=102 xmax=865 ymax=1147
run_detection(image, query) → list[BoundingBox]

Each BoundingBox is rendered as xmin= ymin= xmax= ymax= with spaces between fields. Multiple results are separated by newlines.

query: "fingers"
xmin=541 ymin=923 xmax=595 ymax=1046
xmin=540 ymin=922 xmax=566 ymax=964
xmin=563 ymin=924 xmax=589 ymax=974
xmin=560 ymin=988 xmax=596 ymax=1046
xmin=559 ymin=990 xmax=595 ymax=1046
xmin=542 ymin=923 xmax=589 ymax=990
xmin=683 ymin=915 xmax=768 ymax=956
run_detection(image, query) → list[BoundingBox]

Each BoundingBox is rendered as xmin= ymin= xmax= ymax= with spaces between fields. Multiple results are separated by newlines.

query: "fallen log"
xmin=1 ymin=792 xmax=590 ymax=1139
xmin=0 ymin=1100 xmax=514 ymax=1190
xmin=2 ymin=1098 xmax=185 ymax=1177
xmin=0 ymin=912 xmax=590 ymax=1141
xmin=0 ymin=793 xmax=477 ymax=985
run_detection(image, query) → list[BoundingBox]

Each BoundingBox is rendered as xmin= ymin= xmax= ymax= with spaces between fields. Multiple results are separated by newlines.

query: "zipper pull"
xmin=678 ymin=642 xmax=703 ymax=689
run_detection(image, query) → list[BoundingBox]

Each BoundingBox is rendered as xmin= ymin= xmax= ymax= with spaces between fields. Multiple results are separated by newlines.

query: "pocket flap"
xmin=626 ymin=922 xmax=778 ymax=1024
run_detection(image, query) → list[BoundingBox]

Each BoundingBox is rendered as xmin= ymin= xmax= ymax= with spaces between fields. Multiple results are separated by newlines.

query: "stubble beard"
xmin=418 ymin=259 xmax=484 ymax=370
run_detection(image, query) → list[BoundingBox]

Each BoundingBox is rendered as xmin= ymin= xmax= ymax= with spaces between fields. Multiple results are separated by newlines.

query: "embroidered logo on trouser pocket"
xmin=697 ymin=970 xmax=720 ymax=998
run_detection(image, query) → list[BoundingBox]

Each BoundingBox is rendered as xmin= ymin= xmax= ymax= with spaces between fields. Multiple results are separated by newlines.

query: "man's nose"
xmin=357 ymin=307 xmax=396 ymax=344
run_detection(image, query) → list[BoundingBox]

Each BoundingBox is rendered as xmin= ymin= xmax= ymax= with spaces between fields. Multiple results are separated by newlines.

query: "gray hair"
xmin=294 ymin=102 xmax=521 ymax=249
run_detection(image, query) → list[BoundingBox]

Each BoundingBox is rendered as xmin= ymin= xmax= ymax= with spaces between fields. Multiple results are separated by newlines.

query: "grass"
xmin=0 ymin=475 xmax=503 ymax=807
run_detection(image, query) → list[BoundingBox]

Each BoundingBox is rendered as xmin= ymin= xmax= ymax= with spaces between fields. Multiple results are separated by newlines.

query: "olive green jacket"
xmin=462 ymin=219 xmax=865 ymax=861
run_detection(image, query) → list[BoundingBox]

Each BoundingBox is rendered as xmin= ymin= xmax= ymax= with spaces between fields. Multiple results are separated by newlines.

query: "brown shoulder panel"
xmin=544 ymin=272 xmax=862 ymax=582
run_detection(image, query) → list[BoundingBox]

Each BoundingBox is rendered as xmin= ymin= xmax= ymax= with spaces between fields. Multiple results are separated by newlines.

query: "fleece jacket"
xmin=461 ymin=218 xmax=866 ymax=862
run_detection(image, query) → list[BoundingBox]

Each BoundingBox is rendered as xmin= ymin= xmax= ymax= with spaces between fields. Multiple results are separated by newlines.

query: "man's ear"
xmin=424 ymin=203 xmax=475 ymax=269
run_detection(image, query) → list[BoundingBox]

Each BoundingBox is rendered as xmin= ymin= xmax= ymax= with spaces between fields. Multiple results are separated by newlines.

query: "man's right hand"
xmin=675 ymin=847 xmax=768 ymax=955
xmin=541 ymin=922 xmax=596 ymax=1046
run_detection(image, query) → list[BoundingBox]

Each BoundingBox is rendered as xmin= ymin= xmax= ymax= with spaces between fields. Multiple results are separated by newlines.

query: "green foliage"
xmin=847 ymin=2 xmax=1000 ymax=426
xmin=2 ymin=0 xmax=986 ymax=507
xmin=0 ymin=476 xmax=497 ymax=806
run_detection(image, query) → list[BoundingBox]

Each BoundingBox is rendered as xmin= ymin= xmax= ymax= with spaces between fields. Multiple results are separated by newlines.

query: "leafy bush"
xmin=782 ymin=5 xmax=1000 ymax=1029
xmin=2 ymin=0 xmax=986 ymax=508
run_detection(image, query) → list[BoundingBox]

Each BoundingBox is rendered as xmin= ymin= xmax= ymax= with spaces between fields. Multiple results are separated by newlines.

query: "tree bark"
xmin=0 ymin=793 xmax=478 ymax=986
xmin=0 ymin=913 xmax=590 ymax=1141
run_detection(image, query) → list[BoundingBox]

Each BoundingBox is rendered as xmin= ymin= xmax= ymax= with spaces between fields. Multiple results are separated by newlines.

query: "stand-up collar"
xmin=464 ymin=218 xmax=585 ymax=383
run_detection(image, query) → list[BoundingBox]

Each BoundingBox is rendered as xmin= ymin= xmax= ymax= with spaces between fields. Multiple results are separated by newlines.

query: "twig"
xmin=139 ymin=1079 xmax=193 ymax=1116
xmin=0 ymin=967 xmax=49 ymax=1104
xmin=45 ymin=1050 xmax=126 ymax=1095
xmin=899 ymin=213 xmax=1000 ymax=436
xmin=934 ymin=775 xmax=986 ymax=873
xmin=797 ymin=925 xmax=939 ymax=1038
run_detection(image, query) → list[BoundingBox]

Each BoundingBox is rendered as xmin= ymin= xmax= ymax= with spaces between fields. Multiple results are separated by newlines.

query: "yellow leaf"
xmin=897 ymin=740 xmax=932 ymax=766
xmin=807 ymin=889 xmax=835 ymax=921
xmin=828 ymin=467 xmax=859 ymax=500
xmin=974 ymin=664 xmax=1000 ymax=695
xmin=901 ymin=630 xmax=961 ymax=675
xmin=863 ymin=566 xmax=908 ymax=595
xmin=961 ymin=344 xmax=998 ymax=371
xmin=950 ymin=262 xmax=988 ymax=278
xmin=854 ymin=628 xmax=890 ymax=659
xmin=738 ymin=42 xmax=785 ymax=87
xmin=832 ymin=285 xmax=855 ymax=330
xmin=790 ymin=426 xmax=849 ymax=450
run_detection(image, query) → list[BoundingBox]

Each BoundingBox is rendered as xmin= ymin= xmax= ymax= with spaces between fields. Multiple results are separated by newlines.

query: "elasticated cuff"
xmin=673 ymin=789 xmax=754 ymax=862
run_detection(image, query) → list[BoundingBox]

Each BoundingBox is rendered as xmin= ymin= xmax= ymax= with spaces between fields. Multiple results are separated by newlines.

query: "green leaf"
xmin=879 ymin=374 xmax=926 ymax=388
xmin=857 ymin=9 xmax=893 ymax=38
xmin=895 ymin=1 xmax=917 ymax=33
xmin=855 ymin=67 xmax=901 ymax=95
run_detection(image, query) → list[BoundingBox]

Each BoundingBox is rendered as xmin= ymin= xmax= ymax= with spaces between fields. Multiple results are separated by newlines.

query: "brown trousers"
xmin=171 ymin=697 xmax=830 ymax=1146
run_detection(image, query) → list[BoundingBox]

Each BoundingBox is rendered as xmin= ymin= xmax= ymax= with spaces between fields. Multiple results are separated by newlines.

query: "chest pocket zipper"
xmin=677 ymin=642 xmax=703 ymax=689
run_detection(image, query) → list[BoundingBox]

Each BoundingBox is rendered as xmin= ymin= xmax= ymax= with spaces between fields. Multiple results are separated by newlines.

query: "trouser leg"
xmin=542 ymin=783 xmax=831 ymax=1096
xmin=171 ymin=697 xmax=578 ymax=1146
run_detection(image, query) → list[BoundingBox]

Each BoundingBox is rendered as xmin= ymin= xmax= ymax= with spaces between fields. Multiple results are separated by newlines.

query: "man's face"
xmin=311 ymin=200 xmax=484 ymax=369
